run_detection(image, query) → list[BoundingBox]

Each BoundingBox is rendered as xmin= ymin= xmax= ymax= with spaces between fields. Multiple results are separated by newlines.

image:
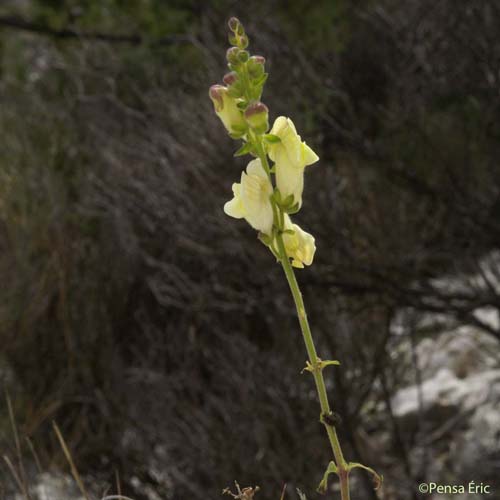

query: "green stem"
xmin=254 ymin=138 xmax=351 ymax=499
xmin=275 ymin=232 xmax=350 ymax=500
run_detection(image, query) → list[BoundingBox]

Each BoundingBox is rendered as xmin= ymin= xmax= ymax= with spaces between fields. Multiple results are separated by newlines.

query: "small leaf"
xmin=234 ymin=142 xmax=253 ymax=157
xmin=264 ymin=134 xmax=281 ymax=144
xmin=348 ymin=462 xmax=383 ymax=490
xmin=317 ymin=461 xmax=338 ymax=494
xmin=301 ymin=360 xmax=313 ymax=373
xmin=322 ymin=360 xmax=341 ymax=368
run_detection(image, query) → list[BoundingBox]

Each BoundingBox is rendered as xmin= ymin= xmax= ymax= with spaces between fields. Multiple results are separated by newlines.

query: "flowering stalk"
xmin=209 ymin=18 xmax=381 ymax=499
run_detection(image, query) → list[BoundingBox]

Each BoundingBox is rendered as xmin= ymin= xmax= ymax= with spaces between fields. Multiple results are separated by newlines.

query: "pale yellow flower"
xmin=280 ymin=214 xmax=316 ymax=268
xmin=209 ymin=85 xmax=247 ymax=135
xmin=224 ymin=159 xmax=274 ymax=234
xmin=268 ymin=116 xmax=319 ymax=208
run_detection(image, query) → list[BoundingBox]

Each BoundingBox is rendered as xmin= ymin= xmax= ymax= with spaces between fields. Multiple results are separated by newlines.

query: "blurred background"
xmin=1 ymin=1 xmax=500 ymax=499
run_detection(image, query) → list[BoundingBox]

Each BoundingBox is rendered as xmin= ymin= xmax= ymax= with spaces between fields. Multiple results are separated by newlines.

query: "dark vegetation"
xmin=1 ymin=1 xmax=500 ymax=499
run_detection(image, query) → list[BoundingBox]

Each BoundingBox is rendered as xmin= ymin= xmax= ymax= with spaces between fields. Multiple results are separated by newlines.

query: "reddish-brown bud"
xmin=223 ymin=71 xmax=238 ymax=86
xmin=248 ymin=55 xmax=266 ymax=79
xmin=244 ymin=102 xmax=269 ymax=134
xmin=251 ymin=55 xmax=266 ymax=65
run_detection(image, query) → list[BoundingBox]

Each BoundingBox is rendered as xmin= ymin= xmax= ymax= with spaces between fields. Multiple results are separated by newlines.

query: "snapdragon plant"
xmin=209 ymin=18 xmax=382 ymax=500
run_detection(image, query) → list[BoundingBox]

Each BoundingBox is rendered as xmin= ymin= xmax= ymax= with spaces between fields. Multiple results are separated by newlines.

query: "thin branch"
xmin=0 ymin=15 xmax=195 ymax=46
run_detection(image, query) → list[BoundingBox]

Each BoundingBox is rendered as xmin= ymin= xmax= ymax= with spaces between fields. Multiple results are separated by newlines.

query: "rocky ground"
xmin=387 ymin=312 xmax=500 ymax=500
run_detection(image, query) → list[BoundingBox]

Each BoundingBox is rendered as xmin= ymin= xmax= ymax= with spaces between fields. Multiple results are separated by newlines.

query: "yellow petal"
xmin=278 ymin=217 xmax=316 ymax=268
xmin=301 ymin=142 xmax=320 ymax=166
xmin=223 ymin=183 xmax=245 ymax=219
xmin=275 ymin=159 xmax=305 ymax=208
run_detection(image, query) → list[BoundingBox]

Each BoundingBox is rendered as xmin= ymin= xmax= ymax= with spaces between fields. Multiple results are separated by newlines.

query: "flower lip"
xmin=223 ymin=159 xmax=274 ymax=235
xmin=280 ymin=214 xmax=316 ymax=268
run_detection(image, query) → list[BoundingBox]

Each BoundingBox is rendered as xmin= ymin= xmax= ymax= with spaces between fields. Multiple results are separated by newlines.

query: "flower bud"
xmin=209 ymin=84 xmax=247 ymax=135
xmin=244 ymin=102 xmax=269 ymax=134
xmin=228 ymin=17 xmax=240 ymax=32
xmin=226 ymin=47 xmax=240 ymax=65
xmin=238 ymin=33 xmax=249 ymax=49
xmin=247 ymin=55 xmax=266 ymax=79
xmin=223 ymin=71 xmax=238 ymax=86
xmin=238 ymin=50 xmax=249 ymax=63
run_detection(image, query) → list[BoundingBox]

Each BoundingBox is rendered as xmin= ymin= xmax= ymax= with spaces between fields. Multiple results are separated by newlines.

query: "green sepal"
xmin=235 ymin=24 xmax=245 ymax=36
xmin=258 ymin=232 xmax=272 ymax=246
xmin=238 ymin=35 xmax=249 ymax=50
xmin=264 ymin=134 xmax=281 ymax=144
xmin=347 ymin=462 xmax=383 ymax=490
xmin=229 ymin=131 xmax=246 ymax=140
xmin=271 ymin=189 xmax=282 ymax=204
xmin=281 ymin=194 xmax=295 ymax=207
xmin=232 ymin=122 xmax=248 ymax=133
xmin=250 ymin=87 xmax=263 ymax=102
xmin=236 ymin=101 xmax=248 ymax=110
xmin=234 ymin=142 xmax=253 ymax=157
xmin=227 ymin=82 xmax=244 ymax=98
xmin=317 ymin=461 xmax=338 ymax=494
xmin=254 ymin=73 xmax=268 ymax=87
xmin=285 ymin=202 xmax=300 ymax=215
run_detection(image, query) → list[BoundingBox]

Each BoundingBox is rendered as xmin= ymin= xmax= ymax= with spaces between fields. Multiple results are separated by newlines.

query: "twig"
xmin=52 ymin=421 xmax=90 ymax=500
xmin=3 ymin=455 xmax=30 ymax=500
xmin=0 ymin=15 xmax=195 ymax=47
xmin=25 ymin=437 xmax=42 ymax=474
xmin=6 ymin=392 xmax=32 ymax=500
